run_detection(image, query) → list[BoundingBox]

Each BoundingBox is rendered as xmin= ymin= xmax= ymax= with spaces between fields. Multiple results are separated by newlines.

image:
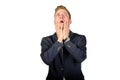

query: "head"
xmin=54 ymin=5 xmax=72 ymax=29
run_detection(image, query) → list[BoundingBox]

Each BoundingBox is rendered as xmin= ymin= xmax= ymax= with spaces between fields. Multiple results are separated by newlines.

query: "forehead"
xmin=55 ymin=9 xmax=68 ymax=15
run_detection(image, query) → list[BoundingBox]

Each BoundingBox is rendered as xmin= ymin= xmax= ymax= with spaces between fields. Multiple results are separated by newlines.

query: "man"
xmin=40 ymin=5 xmax=87 ymax=80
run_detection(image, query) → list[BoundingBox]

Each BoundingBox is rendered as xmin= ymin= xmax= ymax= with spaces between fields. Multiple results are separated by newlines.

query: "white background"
xmin=0 ymin=0 xmax=120 ymax=80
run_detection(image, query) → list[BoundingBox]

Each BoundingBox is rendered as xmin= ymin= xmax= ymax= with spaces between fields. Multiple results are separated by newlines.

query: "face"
xmin=54 ymin=9 xmax=72 ymax=29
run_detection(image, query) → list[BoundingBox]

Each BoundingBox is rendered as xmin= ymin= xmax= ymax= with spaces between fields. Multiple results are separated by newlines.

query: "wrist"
xmin=57 ymin=39 xmax=63 ymax=43
xmin=64 ymin=36 xmax=68 ymax=40
xmin=64 ymin=37 xmax=70 ymax=43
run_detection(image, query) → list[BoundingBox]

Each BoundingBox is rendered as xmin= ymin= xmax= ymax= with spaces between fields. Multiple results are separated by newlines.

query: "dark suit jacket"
xmin=40 ymin=31 xmax=87 ymax=80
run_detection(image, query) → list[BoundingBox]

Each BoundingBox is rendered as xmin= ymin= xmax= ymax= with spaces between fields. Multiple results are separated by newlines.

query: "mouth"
xmin=60 ymin=20 xmax=64 ymax=23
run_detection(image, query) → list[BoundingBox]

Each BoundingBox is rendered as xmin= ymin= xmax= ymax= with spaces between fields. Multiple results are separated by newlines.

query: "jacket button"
xmin=67 ymin=45 xmax=71 ymax=48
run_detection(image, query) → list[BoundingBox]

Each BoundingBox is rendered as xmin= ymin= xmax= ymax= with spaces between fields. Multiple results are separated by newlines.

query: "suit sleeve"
xmin=64 ymin=35 xmax=87 ymax=63
xmin=40 ymin=38 xmax=63 ymax=65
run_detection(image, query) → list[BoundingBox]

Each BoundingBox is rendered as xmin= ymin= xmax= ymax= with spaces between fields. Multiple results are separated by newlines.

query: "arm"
xmin=40 ymin=37 xmax=63 ymax=65
xmin=64 ymin=35 xmax=87 ymax=63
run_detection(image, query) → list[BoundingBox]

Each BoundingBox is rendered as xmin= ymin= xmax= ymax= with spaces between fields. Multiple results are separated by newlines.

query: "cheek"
xmin=54 ymin=19 xmax=57 ymax=24
xmin=64 ymin=18 xmax=69 ymax=22
xmin=65 ymin=20 xmax=69 ymax=25
xmin=55 ymin=20 xmax=59 ymax=24
xmin=55 ymin=17 xmax=60 ymax=21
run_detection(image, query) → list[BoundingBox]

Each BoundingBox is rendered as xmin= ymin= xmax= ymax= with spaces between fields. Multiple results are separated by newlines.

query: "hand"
xmin=63 ymin=21 xmax=69 ymax=40
xmin=56 ymin=23 xmax=64 ymax=43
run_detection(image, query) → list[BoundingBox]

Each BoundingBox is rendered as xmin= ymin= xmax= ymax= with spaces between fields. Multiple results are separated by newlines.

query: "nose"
xmin=59 ymin=14 xmax=64 ymax=19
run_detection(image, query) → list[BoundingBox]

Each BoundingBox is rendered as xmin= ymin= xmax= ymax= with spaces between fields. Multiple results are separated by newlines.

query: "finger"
xmin=61 ymin=23 xmax=64 ymax=30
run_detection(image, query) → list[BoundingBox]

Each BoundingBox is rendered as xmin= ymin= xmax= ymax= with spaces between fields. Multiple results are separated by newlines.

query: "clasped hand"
xmin=56 ymin=23 xmax=69 ymax=43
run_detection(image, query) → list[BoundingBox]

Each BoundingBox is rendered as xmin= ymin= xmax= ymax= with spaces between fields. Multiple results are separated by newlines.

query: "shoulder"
xmin=41 ymin=33 xmax=55 ymax=44
xmin=42 ymin=35 xmax=53 ymax=40
xmin=72 ymin=32 xmax=86 ymax=40
xmin=41 ymin=35 xmax=53 ymax=41
xmin=71 ymin=32 xmax=87 ymax=46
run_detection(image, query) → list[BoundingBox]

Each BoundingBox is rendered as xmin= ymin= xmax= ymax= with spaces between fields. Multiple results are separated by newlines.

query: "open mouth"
xmin=60 ymin=21 xmax=64 ymax=23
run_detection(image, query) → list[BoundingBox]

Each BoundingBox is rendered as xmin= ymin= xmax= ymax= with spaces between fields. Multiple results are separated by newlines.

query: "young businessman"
xmin=40 ymin=5 xmax=87 ymax=80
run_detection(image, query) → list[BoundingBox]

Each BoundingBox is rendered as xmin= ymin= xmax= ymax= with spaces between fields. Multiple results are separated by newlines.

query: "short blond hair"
xmin=54 ymin=5 xmax=71 ymax=19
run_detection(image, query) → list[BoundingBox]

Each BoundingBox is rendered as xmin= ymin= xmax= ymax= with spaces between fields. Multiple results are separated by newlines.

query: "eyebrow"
xmin=55 ymin=12 xmax=68 ymax=16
